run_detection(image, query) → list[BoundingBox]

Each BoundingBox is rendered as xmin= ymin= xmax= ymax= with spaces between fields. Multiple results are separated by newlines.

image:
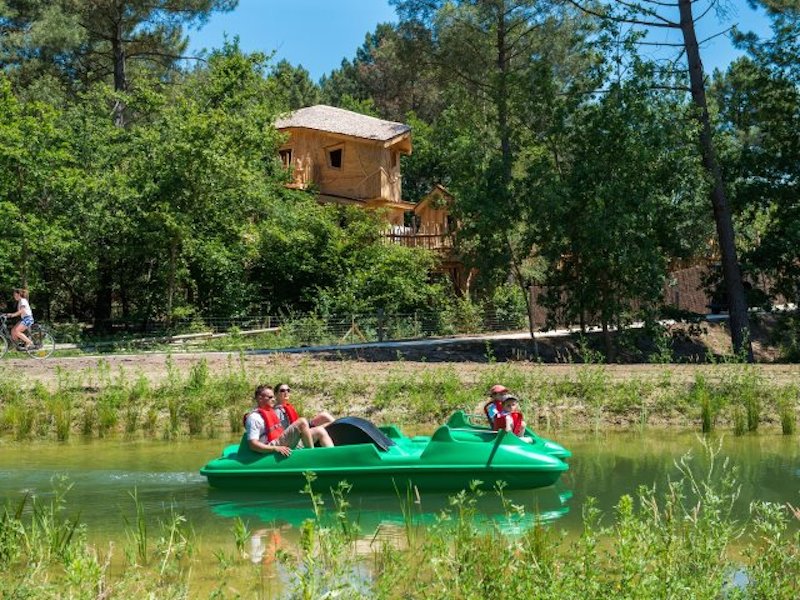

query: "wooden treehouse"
xmin=276 ymin=105 xmax=468 ymax=292
xmin=275 ymin=104 xmax=413 ymax=226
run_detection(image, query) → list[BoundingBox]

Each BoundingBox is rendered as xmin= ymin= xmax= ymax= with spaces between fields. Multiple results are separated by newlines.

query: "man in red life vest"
xmin=483 ymin=384 xmax=509 ymax=426
xmin=492 ymin=395 xmax=526 ymax=437
xmin=244 ymin=385 xmax=333 ymax=456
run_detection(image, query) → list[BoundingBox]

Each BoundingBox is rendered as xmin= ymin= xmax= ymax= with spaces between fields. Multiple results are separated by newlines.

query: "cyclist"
xmin=5 ymin=288 xmax=35 ymax=350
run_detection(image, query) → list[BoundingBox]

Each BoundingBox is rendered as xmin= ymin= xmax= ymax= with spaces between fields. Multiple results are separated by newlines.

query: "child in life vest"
xmin=492 ymin=395 xmax=526 ymax=437
xmin=483 ymin=383 xmax=509 ymax=425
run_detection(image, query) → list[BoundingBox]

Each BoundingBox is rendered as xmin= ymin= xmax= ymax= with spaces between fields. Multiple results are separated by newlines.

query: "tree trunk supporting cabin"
xmin=678 ymin=0 xmax=753 ymax=361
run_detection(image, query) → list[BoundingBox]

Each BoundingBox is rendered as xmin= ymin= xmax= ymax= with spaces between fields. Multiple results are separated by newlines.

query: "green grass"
xmin=0 ymin=361 xmax=798 ymax=440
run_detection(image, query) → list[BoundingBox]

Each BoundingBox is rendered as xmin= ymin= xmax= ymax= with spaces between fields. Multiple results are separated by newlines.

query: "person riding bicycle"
xmin=5 ymin=288 xmax=35 ymax=350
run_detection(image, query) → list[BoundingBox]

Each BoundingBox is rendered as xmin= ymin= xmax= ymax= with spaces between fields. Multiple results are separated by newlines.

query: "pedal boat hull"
xmin=200 ymin=414 xmax=569 ymax=493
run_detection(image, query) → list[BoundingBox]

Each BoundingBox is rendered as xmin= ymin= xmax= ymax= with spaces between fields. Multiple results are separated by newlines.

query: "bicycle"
xmin=0 ymin=314 xmax=56 ymax=359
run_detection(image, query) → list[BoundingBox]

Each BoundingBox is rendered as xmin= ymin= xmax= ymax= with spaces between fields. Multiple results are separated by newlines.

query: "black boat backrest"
xmin=327 ymin=417 xmax=397 ymax=451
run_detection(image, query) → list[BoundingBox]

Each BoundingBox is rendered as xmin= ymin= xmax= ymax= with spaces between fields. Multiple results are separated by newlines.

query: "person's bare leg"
xmin=295 ymin=418 xmax=314 ymax=448
xmin=310 ymin=412 xmax=335 ymax=427
xmin=311 ymin=426 xmax=333 ymax=447
xmin=11 ymin=324 xmax=32 ymax=347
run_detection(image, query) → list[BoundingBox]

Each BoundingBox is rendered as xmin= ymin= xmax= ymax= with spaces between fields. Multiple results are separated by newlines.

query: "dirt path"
xmin=3 ymin=351 xmax=799 ymax=389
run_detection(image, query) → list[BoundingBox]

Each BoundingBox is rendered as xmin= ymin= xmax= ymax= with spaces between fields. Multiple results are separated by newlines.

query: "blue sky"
xmin=187 ymin=0 xmax=774 ymax=82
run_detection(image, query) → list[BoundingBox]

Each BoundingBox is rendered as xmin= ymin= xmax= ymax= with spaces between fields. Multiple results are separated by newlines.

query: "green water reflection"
xmin=0 ymin=430 xmax=798 ymax=549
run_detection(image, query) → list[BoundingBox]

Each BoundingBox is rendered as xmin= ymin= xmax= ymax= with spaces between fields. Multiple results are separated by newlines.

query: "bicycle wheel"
xmin=0 ymin=335 xmax=8 ymax=359
xmin=27 ymin=325 xmax=55 ymax=359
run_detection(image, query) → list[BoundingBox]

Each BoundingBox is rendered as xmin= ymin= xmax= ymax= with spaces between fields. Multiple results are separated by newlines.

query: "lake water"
xmin=1 ymin=430 xmax=798 ymax=553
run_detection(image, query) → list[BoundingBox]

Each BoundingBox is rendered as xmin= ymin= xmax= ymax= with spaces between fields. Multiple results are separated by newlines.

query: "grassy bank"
xmin=1 ymin=444 xmax=798 ymax=598
xmin=0 ymin=357 xmax=798 ymax=441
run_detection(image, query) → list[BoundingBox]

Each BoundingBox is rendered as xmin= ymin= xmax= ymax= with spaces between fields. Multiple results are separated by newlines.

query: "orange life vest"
xmin=493 ymin=411 xmax=524 ymax=436
xmin=243 ymin=402 xmax=301 ymax=443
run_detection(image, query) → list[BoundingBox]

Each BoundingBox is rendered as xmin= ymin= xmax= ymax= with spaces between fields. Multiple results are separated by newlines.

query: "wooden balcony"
xmin=381 ymin=227 xmax=455 ymax=252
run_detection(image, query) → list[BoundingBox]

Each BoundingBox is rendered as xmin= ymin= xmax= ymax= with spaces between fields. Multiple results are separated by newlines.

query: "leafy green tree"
xmin=0 ymin=0 xmax=82 ymax=94
xmin=391 ymin=0 xmax=598 ymax=342
xmin=566 ymin=0 xmax=754 ymax=358
xmin=2 ymin=0 xmax=237 ymax=124
xmin=255 ymin=204 xmax=442 ymax=315
xmin=268 ymin=59 xmax=320 ymax=110
xmin=0 ymin=76 xmax=76 ymax=316
xmin=716 ymin=3 xmax=800 ymax=305
xmin=125 ymin=42 xmax=286 ymax=321
xmin=534 ymin=62 xmax=708 ymax=356
xmin=398 ymin=113 xmax=451 ymax=203
xmin=317 ymin=210 xmax=443 ymax=315
xmin=321 ymin=22 xmax=442 ymax=122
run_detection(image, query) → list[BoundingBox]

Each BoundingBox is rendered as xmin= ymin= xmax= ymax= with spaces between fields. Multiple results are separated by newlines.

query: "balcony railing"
xmin=381 ymin=227 xmax=455 ymax=251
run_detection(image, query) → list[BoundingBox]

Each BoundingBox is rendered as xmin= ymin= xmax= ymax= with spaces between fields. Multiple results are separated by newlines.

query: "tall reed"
xmin=80 ymin=404 xmax=96 ymax=436
xmin=124 ymin=488 xmax=148 ymax=566
xmin=777 ymin=386 xmax=797 ymax=435
xmin=732 ymin=404 xmax=747 ymax=436
xmin=48 ymin=394 xmax=73 ymax=441
xmin=693 ymin=375 xmax=715 ymax=433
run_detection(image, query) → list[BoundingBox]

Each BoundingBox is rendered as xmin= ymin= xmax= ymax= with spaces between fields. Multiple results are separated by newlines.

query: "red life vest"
xmin=280 ymin=402 xmax=300 ymax=424
xmin=483 ymin=399 xmax=504 ymax=424
xmin=493 ymin=412 xmax=524 ymax=436
xmin=243 ymin=402 xmax=301 ymax=443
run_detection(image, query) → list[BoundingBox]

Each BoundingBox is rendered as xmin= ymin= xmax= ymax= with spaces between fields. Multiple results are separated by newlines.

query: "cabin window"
xmin=392 ymin=150 xmax=399 ymax=168
xmin=279 ymin=149 xmax=292 ymax=168
xmin=327 ymin=146 xmax=343 ymax=169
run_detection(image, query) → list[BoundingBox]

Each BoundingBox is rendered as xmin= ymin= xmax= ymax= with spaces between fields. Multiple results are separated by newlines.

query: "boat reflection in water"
xmin=209 ymin=482 xmax=573 ymax=556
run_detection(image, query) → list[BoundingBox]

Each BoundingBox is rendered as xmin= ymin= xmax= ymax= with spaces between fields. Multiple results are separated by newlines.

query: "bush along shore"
xmin=1 ymin=443 xmax=799 ymax=598
xmin=0 ymin=357 xmax=798 ymax=441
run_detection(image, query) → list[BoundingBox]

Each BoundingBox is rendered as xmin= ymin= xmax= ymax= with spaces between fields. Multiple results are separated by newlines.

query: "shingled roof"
xmin=275 ymin=105 xmax=410 ymax=142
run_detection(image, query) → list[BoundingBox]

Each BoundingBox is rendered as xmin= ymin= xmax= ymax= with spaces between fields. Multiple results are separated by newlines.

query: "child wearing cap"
xmin=492 ymin=396 xmax=526 ymax=437
xmin=483 ymin=384 xmax=509 ymax=425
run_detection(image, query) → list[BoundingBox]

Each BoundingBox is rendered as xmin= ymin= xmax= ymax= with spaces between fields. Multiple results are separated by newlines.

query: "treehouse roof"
xmin=275 ymin=105 xmax=411 ymax=145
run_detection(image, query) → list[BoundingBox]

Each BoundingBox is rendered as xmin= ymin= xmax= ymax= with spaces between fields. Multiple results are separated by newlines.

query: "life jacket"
xmin=242 ymin=402 xmax=301 ymax=443
xmin=280 ymin=402 xmax=300 ymax=424
xmin=484 ymin=399 xmax=504 ymax=425
xmin=243 ymin=408 xmax=283 ymax=442
xmin=493 ymin=412 xmax=524 ymax=436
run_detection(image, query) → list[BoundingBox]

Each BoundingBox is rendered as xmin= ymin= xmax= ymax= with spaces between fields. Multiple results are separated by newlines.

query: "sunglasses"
xmin=278 ymin=388 xmax=291 ymax=393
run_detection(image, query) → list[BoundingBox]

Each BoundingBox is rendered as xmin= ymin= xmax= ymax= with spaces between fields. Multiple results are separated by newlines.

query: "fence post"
xmin=377 ymin=308 xmax=385 ymax=342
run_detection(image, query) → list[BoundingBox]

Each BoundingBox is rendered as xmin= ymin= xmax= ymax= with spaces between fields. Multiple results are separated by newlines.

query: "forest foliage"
xmin=0 ymin=0 xmax=797 ymax=350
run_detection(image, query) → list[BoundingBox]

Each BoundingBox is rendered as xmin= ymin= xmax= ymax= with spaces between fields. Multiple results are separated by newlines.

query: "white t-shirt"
xmin=18 ymin=298 xmax=32 ymax=318
xmin=245 ymin=411 xmax=267 ymax=443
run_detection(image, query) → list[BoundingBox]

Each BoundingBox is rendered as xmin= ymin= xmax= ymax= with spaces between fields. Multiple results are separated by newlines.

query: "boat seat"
xmin=326 ymin=417 xmax=397 ymax=451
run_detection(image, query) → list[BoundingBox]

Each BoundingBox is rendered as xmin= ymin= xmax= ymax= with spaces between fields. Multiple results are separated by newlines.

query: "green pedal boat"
xmin=200 ymin=411 xmax=570 ymax=492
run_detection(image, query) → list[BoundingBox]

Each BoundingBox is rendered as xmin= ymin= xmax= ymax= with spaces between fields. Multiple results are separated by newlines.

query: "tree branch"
xmin=565 ymin=0 xmax=680 ymax=29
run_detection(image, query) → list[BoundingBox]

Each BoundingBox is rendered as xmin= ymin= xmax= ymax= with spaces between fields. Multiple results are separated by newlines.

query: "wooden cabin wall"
xmin=415 ymin=204 xmax=450 ymax=232
xmin=281 ymin=129 xmax=403 ymax=204
xmin=414 ymin=192 xmax=453 ymax=233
